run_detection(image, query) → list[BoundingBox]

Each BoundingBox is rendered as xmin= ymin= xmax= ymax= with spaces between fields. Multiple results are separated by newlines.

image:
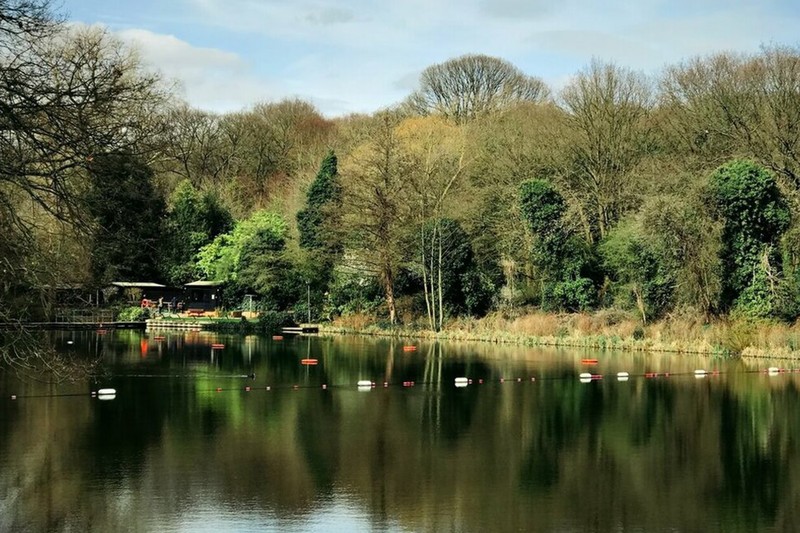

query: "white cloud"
xmin=65 ymin=0 xmax=800 ymax=116
xmin=116 ymin=28 xmax=286 ymax=113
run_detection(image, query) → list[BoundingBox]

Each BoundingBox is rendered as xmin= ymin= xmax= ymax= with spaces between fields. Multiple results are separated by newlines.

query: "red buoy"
xmin=403 ymin=345 xmax=417 ymax=352
xmin=211 ymin=343 xmax=225 ymax=349
xmin=581 ymin=359 xmax=599 ymax=365
xmin=272 ymin=335 xmax=283 ymax=341
xmin=301 ymin=358 xmax=318 ymax=365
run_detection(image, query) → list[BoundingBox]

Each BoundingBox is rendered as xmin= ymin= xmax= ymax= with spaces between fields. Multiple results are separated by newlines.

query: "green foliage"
xmin=706 ymin=160 xmax=790 ymax=313
xmin=196 ymin=210 xmax=298 ymax=310
xmin=237 ymin=227 xmax=299 ymax=310
xmin=460 ymin=269 xmax=496 ymax=316
xmin=600 ymin=220 xmax=675 ymax=322
xmin=197 ymin=210 xmax=287 ymax=282
xmin=117 ymin=306 xmax=151 ymax=321
xmin=519 ymin=178 xmax=598 ymax=311
xmin=634 ymin=196 xmax=722 ymax=315
xmin=162 ymin=180 xmax=233 ymax=285
xmin=257 ymin=310 xmax=294 ymax=333
xmin=85 ymin=153 xmax=165 ymax=285
xmin=326 ymin=271 xmax=384 ymax=317
xmin=297 ymin=150 xmax=341 ymax=252
xmin=544 ymin=277 xmax=596 ymax=312
xmin=519 ymin=179 xmax=567 ymax=239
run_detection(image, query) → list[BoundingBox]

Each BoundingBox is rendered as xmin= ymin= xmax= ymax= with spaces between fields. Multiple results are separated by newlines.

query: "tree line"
xmin=3 ymin=0 xmax=800 ymax=329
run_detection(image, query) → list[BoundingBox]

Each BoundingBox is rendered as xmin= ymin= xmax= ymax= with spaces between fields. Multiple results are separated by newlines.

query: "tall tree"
xmin=406 ymin=54 xmax=550 ymax=123
xmin=340 ymin=113 xmax=413 ymax=324
xmin=161 ymin=180 xmax=233 ymax=285
xmin=85 ymin=153 xmax=165 ymax=285
xmin=296 ymin=150 xmax=343 ymax=313
xmin=0 ymin=4 xmax=168 ymax=314
xmin=520 ymin=179 xmax=596 ymax=311
xmin=399 ymin=116 xmax=471 ymax=329
xmin=706 ymin=160 xmax=790 ymax=315
xmin=661 ymin=46 xmax=800 ymax=189
xmin=560 ymin=60 xmax=653 ymax=241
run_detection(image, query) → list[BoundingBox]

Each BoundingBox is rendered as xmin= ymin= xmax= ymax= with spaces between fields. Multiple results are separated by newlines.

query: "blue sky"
xmin=64 ymin=0 xmax=800 ymax=116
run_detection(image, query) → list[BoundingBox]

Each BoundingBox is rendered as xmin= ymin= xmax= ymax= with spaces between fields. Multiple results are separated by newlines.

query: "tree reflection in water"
xmin=0 ymin=331 xmax=798 ymax=532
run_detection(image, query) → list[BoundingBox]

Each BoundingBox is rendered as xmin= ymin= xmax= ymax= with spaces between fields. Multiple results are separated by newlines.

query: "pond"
xmin=0 ymin=330 xmax=798 ymax=532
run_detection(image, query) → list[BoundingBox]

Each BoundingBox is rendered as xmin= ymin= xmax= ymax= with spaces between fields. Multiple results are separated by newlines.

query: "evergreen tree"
xmin=296 ymin=151 xmax=343 ymax=317
xmin=297 ymin=150 xmax=342 ymax=253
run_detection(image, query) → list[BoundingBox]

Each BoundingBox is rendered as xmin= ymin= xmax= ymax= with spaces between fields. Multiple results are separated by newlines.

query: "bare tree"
xmin=0 ymin=3 xmax=170 ymax=320
xmin=661 ymin=46 xmax=800 ymax=189
xmin=405 ymin=54 xmax=550 ymax=123
xmin=560 ymin=60 xmax=653 ymax=241
xmin=340 ymin=112 xmax=413 ymax=324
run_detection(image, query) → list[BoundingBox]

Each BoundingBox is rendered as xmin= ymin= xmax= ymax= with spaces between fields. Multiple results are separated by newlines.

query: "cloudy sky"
xmin=64 ymin=0 xmax=800 ymax=116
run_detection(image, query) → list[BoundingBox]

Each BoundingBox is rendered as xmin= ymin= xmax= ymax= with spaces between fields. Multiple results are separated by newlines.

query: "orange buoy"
xmin=272 ymin=335 xmax=283 ymax=341
xmin=301 ymin=358 xmax=318 ymax=365
xmin=581 ymin=358 xmax=599 ymax=365
xmin=403 ymin=345 xmax=417 ymax=352
xmin=211 ymin=343 xmax=225 ymax=349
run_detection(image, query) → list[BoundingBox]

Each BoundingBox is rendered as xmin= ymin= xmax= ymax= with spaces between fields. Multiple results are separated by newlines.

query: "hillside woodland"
xmin=5 ymin=1 xmax=800 ymax=354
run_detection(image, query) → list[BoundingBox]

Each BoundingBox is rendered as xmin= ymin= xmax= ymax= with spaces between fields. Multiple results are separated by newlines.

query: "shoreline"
xmin=319 ymin=311 xmax=800 ymax=360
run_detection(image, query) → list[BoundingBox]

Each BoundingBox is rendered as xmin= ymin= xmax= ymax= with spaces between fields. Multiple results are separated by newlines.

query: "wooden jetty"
xmin=281 ymin=324 xmax=320 ymax=334
xmin=145 ymin=319 xmax=203 ymax=331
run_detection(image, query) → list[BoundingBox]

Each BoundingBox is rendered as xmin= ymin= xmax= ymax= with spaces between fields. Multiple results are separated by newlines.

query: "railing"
xmin=54 ymin=309 xmax=116 ymax=323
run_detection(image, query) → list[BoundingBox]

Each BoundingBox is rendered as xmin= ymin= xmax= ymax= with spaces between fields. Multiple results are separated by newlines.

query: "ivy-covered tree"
xmin=161 ymin=180 xmax=233 ymax=285
xmin=519 ymin=178 xmax=597 ymax=311
xmin=600 ymin=220 xmax=675 ymax=323
xmin=706 ymin=160 xmax=790 ymax=316
xmin=85 ymin=153 xmax=165 ymax=285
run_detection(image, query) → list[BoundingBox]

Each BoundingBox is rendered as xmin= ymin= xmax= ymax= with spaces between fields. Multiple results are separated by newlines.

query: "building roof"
xmin=111 ymin=282 xmax=166 ymax=288
xmin=184 ymin=280 xmax=225 ymax=287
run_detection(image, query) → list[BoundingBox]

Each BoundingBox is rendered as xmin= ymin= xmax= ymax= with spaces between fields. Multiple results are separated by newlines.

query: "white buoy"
xmin=454 ymin=377 xmax=469 ymax=388
xmin=694 ymin=369 xmax=707 ymax=379
xmin=579 ymin=377 xmax=592 ymax=384
xmin=579 ymin=372 xmax=592 ymax=379
xmin=97 ymin=394 xmax=116 ymax=401
xmin=66 ymin=340 xmax=73 ymax=345
xmin=768 ymin=367 xmax=780 ymax=376
xmin=617 ymin=372 xmax=629 ymax=382
xmin=357 ymin=380 xmax=373 ymax=391
xmin=97 ymin=388 xmax=116 ymax=395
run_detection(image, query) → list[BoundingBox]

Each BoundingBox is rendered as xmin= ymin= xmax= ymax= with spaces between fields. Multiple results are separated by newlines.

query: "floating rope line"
xmin=7 ymin=367 xmax=799 ymax=400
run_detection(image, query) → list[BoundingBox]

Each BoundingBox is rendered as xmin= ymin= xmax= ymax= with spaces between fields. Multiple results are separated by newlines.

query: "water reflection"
xmin=0 ymin=331 xmax=797 ymax=532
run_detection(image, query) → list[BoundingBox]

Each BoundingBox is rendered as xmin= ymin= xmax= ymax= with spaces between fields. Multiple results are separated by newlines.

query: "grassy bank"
xmin=321 ymin=309 xmax=800 ymax=359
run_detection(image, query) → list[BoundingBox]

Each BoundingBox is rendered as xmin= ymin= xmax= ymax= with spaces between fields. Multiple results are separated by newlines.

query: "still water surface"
xmin=1 ymin=330 xmax=799 ymax=532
